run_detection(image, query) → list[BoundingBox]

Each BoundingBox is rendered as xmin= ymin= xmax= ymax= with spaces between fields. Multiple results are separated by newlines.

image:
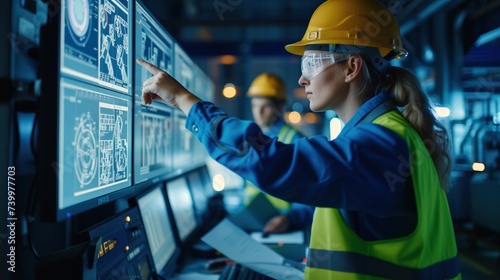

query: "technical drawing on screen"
xmin=133 ymin=0 xmax=175 ymax=184
xmin=38 ymin=0 xmax=134 ymax=222
xmin=62 ymin=0 xmax=130 ymax=92
xmin=58 ymin=77 xmax=132 ymax=211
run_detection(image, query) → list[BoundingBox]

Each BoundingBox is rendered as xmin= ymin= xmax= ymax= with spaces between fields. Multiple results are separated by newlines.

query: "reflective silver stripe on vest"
xmin=307 ymin=249 xmax=461 ymax=279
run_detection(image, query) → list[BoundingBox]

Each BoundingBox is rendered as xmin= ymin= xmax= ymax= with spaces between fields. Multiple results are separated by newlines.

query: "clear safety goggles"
xmin=301 ymin=53 xmax=350 ymax=80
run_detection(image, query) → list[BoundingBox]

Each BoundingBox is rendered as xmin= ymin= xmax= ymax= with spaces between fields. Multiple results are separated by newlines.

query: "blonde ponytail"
xmin=358 ymin=57 xmax=451 ymax=190
xmin=388 ymin=67 xmax=452 ymax=190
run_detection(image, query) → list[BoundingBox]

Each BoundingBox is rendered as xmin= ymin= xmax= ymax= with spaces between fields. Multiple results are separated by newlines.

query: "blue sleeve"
xmin=186 ymin=102 xmax=410 ymax=213
xmin=286 ymin=204 xmax=315 ymax=229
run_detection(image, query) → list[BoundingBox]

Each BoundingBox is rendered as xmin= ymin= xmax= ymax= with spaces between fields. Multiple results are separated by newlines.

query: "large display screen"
xmin=61 ymin=0 xmax=131 ymax=93
xmin=133 ymin=102 xmax=173 ymax=185
xmin=39 ymin=0 xmax=133 ymax=222
xmin=39 ymin=0 xmax=215 ymax=222
xmin=57 ymin=77 xmax=132 ymax=212
xmin=165 ymin=176 xmax=198 ymax=243
xmin=137 ymin=186 xmax=180 ymax=277
xmin=133 ymin=1 xmax=175 ymax=185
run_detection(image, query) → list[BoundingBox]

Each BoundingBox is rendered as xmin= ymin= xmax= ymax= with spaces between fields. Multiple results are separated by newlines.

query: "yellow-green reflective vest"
xmin=244 ymin=124 xmax=302 ymax=212
xmin=305 ymin=111 xmax=461 ymax=280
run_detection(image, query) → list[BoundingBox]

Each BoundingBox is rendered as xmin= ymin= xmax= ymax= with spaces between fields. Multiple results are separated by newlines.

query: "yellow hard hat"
xmin=285 ymin=0 xmax=408 ymax=60
xmin=247 ymin=73 xmax=286 ymax=101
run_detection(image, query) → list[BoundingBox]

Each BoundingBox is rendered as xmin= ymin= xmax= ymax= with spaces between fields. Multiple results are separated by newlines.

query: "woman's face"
xmin=298 ymin=51 xmax=349 ymax=112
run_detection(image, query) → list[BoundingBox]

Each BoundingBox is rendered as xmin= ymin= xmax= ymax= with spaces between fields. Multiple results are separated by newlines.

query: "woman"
xmin=138 ymin=0 xmax=461 ymax=279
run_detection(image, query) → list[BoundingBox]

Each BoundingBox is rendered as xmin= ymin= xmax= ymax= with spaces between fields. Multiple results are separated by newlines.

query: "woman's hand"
xmin=137 ymin=58 xmax=201 ymax=114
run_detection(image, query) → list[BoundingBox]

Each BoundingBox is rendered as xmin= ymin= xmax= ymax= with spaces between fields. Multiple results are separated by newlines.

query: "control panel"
xmin=87 ymin=207 xmax=154 ymax=279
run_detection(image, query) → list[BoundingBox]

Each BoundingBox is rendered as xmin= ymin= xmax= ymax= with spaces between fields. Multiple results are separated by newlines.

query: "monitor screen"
xmin=186 ymin=167 xmax=216 ymax=222
xmin=166 ymin=176 xmax=198 ymax=243
xmin=133 ymin=102 xmax=173 ymax=185
xmin=57 ymin=77 xmax=132 ymax=211
xmin=39 ymin=0 xmax=133 ymax=222
xmin=133 ymin=1 xmax=175 ymax=185
xmin=61 ymin=0 xmax=131 ymax=93
xmin=134 ymin=1 xmax=174 ymax=87
xmin=137 ymin=186 xmax=180 ymax=276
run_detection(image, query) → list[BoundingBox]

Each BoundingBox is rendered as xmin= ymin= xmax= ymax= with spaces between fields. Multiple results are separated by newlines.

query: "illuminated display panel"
xmin=133 ymin=1 xmax=175 ymax=185
xmin=39 ymin=0 xmax=134 ymax=222
xmin=57 ymin=77 xmax=132 ymax=213
xmin=166 ymin=176 xmax=198 ymax=243
xmin=174 ymin=43 xmax=194 ymax=92
xmin=137 ymin=186 xmax=180 ymax=276
xmin=61 ymin=0 xmax=131 ymax=93
xmin=134 ymin=1 xmax=174 ymax=98
xmin=133 ymin=102 xmax=173 ymax=185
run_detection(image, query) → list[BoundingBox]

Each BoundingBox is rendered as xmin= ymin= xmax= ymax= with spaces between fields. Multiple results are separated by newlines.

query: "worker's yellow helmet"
xmin=285 ymin=0 xmax=407 ymax=60
xmin=247 ymin=73 xmax=286 ymax=101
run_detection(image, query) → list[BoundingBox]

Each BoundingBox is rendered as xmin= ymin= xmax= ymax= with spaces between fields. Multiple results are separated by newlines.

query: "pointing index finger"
xmin=136 ymin=58 xmax=162 ymax=75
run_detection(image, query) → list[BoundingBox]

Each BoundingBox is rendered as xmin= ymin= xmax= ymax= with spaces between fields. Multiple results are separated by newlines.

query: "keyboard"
xmin=218 ymin=263 xmax=274 ymax=280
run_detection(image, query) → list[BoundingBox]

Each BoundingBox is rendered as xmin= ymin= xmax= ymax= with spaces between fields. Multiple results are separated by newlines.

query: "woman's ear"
xmin=344 ymin=55 xmax=363 ymax=83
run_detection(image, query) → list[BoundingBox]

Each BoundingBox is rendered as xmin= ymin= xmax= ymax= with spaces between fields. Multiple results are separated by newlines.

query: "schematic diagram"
xmin=139 ymin=29 xmax=173 ymax=81
xmin=73 ymin=112 xmax=98 ymax=187
xmin=97 ymin=102 xmax=129 ymax=187
xmin=62 ymin=0 xmax=130 ymax=92
xmin=134 ymin=3 xmax=173 ymax=101
xmin=63 ymin=0 xmax=99 ymax=76
xmin=98 ymin=0 xmax=129 ymax=88
xmin=140 ymin=110 xmax=172 ymax=173
xmin=172 ymin=113 xmax=193 ymax=169
xmin=66 ymin=0 xmax=92 ymax=47
xmin=61 ymin=80 xmax=130 ymax=196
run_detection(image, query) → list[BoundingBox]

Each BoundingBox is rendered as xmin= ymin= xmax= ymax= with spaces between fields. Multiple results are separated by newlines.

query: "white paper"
xmin=250 ymin=230 xmax=304 ymax=245
xmin=201 ymin=219 xmax=304 ymax=280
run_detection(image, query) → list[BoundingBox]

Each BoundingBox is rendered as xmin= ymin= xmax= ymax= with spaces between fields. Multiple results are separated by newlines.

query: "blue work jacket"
xmin=186 ymin=93 xmax=415 ymax=240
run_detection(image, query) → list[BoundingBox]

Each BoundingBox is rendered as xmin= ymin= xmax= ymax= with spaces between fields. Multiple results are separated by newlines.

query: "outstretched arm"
xmin=137 ymin=58 xmax=201 ymax=114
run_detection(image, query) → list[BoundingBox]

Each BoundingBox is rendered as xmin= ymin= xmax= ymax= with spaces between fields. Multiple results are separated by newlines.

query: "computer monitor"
xmin=137 ymin=185 xmax=180 ymax=278
xmin=57 ymin=77 xmax=132 ymax=210
xmin=39 ymin=0 xmax=133 ymax=222
xmin=186 ymin=166 xmax=216 ymax=223
xmin=165 ymin=176 xmax=198 ymax=244
xmin=133 ymin=0 xmax=175 ymax=186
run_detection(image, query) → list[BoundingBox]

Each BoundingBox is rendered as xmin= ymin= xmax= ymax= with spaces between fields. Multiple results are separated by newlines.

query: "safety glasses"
xmin=301 ymin=53 xmax=350 ymax=80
